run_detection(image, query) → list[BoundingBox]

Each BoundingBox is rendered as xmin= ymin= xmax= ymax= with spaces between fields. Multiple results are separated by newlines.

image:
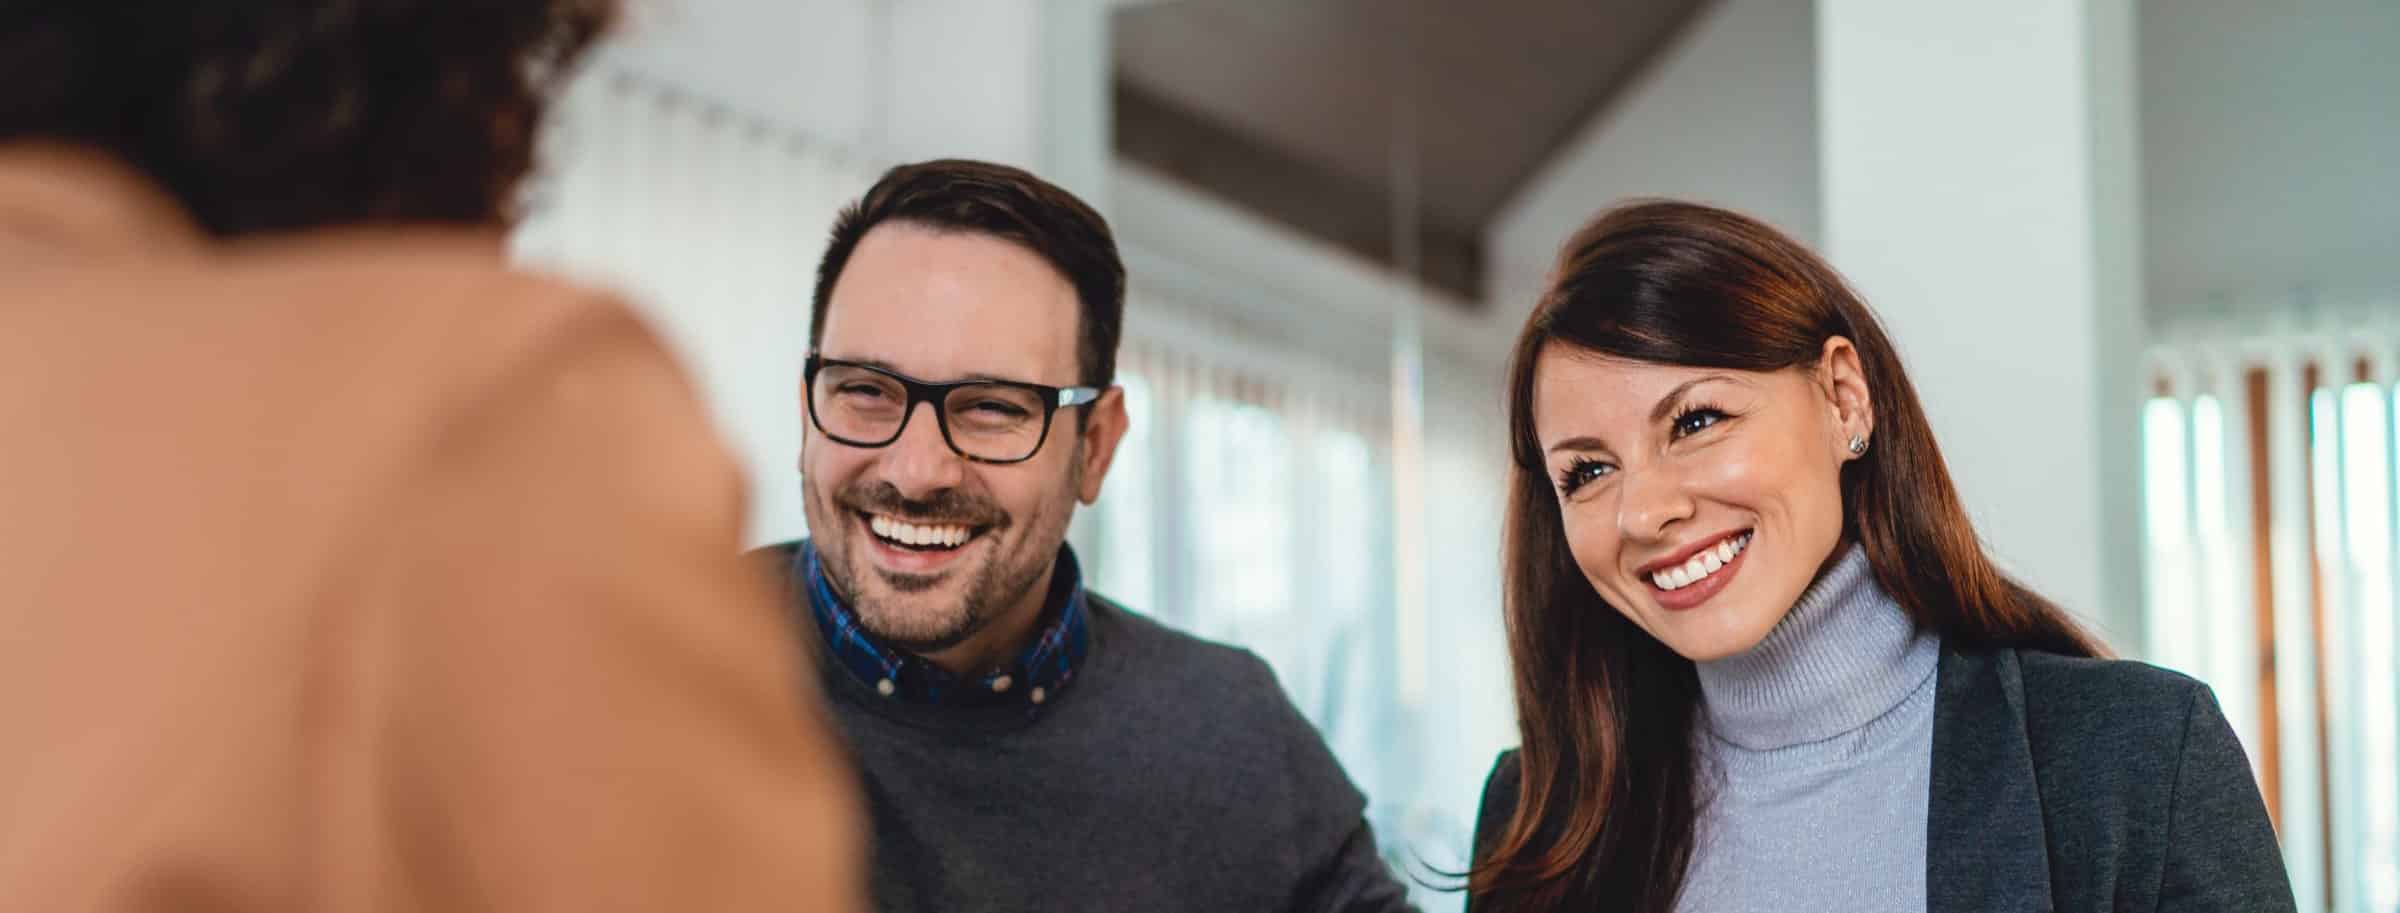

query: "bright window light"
xmin=2143 ymin=398 xmax=2196 ymax=672
xmin=2342 ymin=383 xmax=2399 ymax=912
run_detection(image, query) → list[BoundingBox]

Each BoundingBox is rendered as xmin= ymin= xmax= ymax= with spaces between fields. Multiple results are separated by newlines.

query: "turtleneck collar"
xmin=1695 ymin=544 xmax=1940 ymax=751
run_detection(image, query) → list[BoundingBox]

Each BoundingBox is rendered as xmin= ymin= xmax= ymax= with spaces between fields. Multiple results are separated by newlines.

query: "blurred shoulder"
xmin=8 ymin=225 xmax=722 ymax=522
xmin=231 ymin=234 xmax=744 ymax=540
xmin=221 ymin=230 xmax=662 ymax=377
xmin=234 ymin=232 xmax=710 ymax=461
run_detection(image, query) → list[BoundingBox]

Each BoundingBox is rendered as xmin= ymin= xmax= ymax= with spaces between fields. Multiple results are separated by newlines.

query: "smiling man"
xmin=760 ymin=159 xmax=1415 ymax=913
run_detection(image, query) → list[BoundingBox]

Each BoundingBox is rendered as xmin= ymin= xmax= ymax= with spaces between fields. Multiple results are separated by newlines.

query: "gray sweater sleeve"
xmin=1288 ymin=819 xmax=1419 ymax=913
xmin=2158 ymin=686 xmax=2297 ymax=912
xmin=1216 ymin=647 xmax=1417 ymax=913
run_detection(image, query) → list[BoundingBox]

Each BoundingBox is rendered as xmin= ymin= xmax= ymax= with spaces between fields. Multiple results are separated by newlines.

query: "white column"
xmin=881 ymin=0 xmax=1113 ymax=206
xmin=1816 ymin=0 xmax=2147 ymax=646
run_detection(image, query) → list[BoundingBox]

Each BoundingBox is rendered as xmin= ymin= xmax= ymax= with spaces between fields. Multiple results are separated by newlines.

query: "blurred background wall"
xmin=509 ymin=1 xmax=2399 ymax=909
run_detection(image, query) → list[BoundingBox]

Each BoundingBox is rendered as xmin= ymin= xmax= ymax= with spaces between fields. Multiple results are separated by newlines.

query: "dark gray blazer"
xmin=1470 ymin=646 xmax=2296 ymax=912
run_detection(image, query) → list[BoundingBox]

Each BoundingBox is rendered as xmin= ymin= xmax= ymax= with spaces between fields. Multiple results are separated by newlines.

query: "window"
xmin=1082 ymin=340 xmax=1505 ymax=908
xmin=2144 ymin=354 xmax=2400 ymax=912
xmin=1092 ymin=373 xmax=1159 ymax=611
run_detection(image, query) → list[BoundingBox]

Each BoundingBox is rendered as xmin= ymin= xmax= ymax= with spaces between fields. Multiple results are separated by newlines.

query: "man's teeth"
xmin=868 ymin=515 xmax=972 ymax=548
xmin=1652 ymin=532 xmax=1753 ymax=591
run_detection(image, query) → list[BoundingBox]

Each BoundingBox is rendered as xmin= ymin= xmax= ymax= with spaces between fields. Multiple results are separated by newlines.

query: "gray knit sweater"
xmin=1679 ymin=546 xmax=1940 ymax=913
xmin=779 ymin=570 xmax=1417 ymax=913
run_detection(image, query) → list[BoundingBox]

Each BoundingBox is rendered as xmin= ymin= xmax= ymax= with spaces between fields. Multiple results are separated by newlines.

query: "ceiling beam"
xmin=1112 ymin=79 xmax=1485 ymax=304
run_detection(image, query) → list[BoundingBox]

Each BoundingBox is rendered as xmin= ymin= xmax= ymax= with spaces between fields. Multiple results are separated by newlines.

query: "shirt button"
xmin=876 ymin=678 xmax=896 ymax=697
xmin=990 ymin=675 xmax=1014 ymax=693
xmin=1030 ymin=686 xmax=1048 ymax=705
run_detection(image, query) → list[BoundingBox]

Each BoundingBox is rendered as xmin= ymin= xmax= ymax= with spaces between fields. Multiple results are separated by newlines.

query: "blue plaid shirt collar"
xmin=798 ymin=540 xmax=1089 ymax=708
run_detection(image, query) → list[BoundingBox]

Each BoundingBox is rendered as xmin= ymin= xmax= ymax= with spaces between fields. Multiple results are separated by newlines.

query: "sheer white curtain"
xmin=1079 ymin=303 xmax=1510 ymax=907
xmin=1083 ymin=329 xmax=1400 ymax=796
xmin=2145 ymin=314 xmax=2400 ymax=913
xmin=514 ymin=63 xmax=878 ymax=545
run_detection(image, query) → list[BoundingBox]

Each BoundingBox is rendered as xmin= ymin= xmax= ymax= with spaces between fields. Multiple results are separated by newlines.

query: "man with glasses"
xmin=762 ymin=159 xmax=1416 ymax=912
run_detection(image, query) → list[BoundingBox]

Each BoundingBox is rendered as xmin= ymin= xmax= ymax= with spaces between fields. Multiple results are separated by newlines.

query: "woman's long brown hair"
xmin=1469 ymin=201 xmax=2107 ymax=913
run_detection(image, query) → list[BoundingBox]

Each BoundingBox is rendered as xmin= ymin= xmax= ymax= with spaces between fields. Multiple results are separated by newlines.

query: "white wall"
xmin=1483 ymin=0 xmax=1821 ymax=325
xmin=605 ymin=0 xmax=1113 ymax=203
xmin=603 ymin=0 xmax=879 ymax=149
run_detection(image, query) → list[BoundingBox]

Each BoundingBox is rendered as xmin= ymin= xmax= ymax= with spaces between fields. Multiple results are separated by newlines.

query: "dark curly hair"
xmin=0 ymin=0 xmax=612 ymax=236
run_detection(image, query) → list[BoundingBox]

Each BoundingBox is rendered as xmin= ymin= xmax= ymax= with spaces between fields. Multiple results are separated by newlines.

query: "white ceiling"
xmin=585 ymin=0 xmax=2397 ymax=325
xmin=2139 ymin=0 xmax=2400 ymax=320
xmin=1111 ymin=0 xmax=1707 ymax=298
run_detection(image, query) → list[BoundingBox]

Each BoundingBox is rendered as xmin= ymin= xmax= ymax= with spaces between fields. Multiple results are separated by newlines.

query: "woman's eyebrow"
xmin=1649 ymin=374 xmax=1738 ymax=423
xmin=1546 ymin=434 xmax=1608 ymax=456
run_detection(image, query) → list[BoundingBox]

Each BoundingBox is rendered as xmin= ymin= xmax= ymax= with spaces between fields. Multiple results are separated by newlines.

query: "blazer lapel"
xmin=1926 ymin=646 xmax=2054 ymax=913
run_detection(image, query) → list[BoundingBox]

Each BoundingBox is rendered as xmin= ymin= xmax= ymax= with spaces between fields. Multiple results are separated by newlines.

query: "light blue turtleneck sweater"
xmin=1676 ymin=546 xmax=1941 ymax=913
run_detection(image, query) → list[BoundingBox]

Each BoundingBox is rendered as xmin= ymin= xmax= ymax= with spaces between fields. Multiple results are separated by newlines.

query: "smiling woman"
xmin=1464 ymin=201 xmax=2292 ymax=913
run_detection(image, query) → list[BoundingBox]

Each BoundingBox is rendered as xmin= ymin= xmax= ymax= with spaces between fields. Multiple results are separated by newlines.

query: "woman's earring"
xmin=1847 ymin=433 xmax=1869 ymax=456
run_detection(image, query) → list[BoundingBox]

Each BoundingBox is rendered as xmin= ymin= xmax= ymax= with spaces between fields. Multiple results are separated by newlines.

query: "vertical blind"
xmin=1077 ymin=310 xmax=1511 ymax=907
xmin=2145 ymin=328 xmax=2400 ymax=913
xmin=515 ymin=65 xmax=880 ymax=545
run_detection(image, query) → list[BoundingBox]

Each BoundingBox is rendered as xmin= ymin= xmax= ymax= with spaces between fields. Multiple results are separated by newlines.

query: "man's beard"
xmin=806 ymin=475 xmax=1067 ymax=655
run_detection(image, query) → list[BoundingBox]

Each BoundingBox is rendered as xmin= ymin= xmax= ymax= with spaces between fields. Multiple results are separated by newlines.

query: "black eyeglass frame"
xmin=803 ymin=353 xmax=1102 ymax=465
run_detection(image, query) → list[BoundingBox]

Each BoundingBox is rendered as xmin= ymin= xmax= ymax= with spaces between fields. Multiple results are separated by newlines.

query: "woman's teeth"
xmin=869 ymin=515 xmax=972 ymax=549
xmin=1652 ymin=532 xmax=1752 ymax=591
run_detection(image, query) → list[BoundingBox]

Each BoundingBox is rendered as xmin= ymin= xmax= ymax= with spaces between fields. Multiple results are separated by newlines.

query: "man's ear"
xmin=1075 ymin=386 xmax=1130 ymax=504
xmin=796 ymin=374 xmax=812 ymax=465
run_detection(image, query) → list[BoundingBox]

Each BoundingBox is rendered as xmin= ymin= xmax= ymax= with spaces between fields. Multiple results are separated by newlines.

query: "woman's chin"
xmin=1648 ymin=605 xmax=1785 ymax=663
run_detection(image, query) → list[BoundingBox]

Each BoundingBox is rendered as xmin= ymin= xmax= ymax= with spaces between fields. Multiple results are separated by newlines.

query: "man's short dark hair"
xmin=813 ymin=159 xmax=1126 ymax=389
xmin=0 ymin=1 xmax=611 ymax=236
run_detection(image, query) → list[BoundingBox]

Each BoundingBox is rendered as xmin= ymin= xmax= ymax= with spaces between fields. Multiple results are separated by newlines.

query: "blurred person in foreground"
xmin=0 ymin=3 xmax=861 ymax=911
xmin=758 ymin=158 xmax=1415 ymax=912
xmin=1466 ymin=201 xmax=2291 ymax=913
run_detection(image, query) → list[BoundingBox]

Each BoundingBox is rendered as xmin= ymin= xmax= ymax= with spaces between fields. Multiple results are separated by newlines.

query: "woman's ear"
xmin=1818 ymin=336 xmax=1874 ymax=456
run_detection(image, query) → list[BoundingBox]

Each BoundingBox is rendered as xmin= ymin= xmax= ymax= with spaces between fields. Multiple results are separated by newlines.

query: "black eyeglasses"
xmin=803 ymin=354 xmax=1101 ymax=464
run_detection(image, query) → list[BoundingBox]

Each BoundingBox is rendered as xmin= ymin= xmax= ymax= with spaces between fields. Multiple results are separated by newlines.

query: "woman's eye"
xmin=1672 ymin=408 xmax=1728 ymax=439
xmin=1556 ymin=459 xmax=1613 ymax=495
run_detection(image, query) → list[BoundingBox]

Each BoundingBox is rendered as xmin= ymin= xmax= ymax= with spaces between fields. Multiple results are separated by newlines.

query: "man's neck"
xmin=917 ymin=562 xmax=1058 ymax=677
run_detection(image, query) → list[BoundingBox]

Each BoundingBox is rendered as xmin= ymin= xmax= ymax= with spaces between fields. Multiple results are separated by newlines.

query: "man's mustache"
xmin=835 ymin=481 xmax=1007 ymax=529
